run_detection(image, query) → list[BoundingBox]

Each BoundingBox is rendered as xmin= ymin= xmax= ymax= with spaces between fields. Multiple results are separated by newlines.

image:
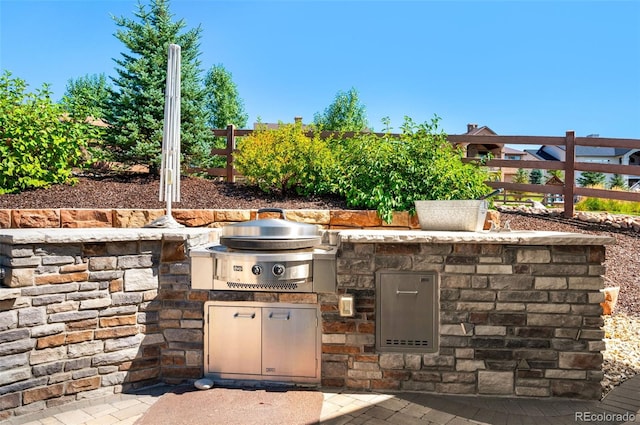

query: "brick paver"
xmin=3 ymin=376 xmax=639 ymax=425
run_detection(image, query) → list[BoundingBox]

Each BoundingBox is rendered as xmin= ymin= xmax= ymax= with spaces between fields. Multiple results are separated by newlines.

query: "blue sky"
xmin=1 ymin=0 xmax=639 ymax=142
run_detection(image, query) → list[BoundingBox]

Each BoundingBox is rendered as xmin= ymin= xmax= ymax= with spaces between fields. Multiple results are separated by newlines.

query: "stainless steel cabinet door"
xmin=208 ymin=305 xmax=262 ymax=375
xmin=376 ymin=271 xmax=438 ymax=352
xmin=262 ymin=307 xmax=318 ymax=378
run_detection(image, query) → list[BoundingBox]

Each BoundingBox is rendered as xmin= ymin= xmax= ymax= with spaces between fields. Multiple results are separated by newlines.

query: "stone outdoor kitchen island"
xmin=325 ymin=230 xmax=615 ymax=399
xmin=0 ymin=222 xmax=615 ymax=419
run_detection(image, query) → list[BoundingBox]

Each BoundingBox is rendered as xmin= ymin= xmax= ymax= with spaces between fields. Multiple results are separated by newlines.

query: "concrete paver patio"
xmin=3 ymin=375 xmax=639 ymax=425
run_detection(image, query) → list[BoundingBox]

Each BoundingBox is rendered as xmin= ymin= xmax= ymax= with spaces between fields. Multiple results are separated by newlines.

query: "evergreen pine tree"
xmin=608 ymin=174 xmax=627 ymax=190
xmin=513 ymin=168 xmax=529 ymax=184
xmin=204 ymin=64 xmax=248 ymax=129
xmin=62 ymin=73 xmax=110 ymax=121
xmin=106 ymin=0 xmax=212 ymax=170
xmin=528 ymin=169 xmax=543 ymax=185
xmin=313 ymin=88 xmax=369 ymax=131
xmin=577 ymin=171 xmax=607 ymax=187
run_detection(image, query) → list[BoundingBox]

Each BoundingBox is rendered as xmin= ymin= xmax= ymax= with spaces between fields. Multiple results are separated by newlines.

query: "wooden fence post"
xmin=226 ymin=124 xmax=235 ymax=182
xmin=563 ymin=130 xmax=576 ymax=218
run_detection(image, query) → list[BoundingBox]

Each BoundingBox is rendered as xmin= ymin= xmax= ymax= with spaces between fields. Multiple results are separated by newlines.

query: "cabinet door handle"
xmin=233 ymin=312 xmax=256 ymax=319
xmin=396 ymin=290 xmax=419 ymax=295
xmin=269 ymin=312 xmax=290 ymax=320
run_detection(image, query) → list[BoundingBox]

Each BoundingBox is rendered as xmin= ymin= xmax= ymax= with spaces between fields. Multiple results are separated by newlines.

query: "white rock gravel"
xmin=602 ymin=313 xmax=640 ymax=397
xmin=499 ymin=205 xmax=640 ymax=233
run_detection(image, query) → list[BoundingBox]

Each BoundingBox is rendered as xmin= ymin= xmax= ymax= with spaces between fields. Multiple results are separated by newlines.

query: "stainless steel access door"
xmin=262 ymin=307 xmax=318 ymax=378
xmin=376 ymin=271 xmax=438 ymax=353
xmin=205 ymin=301 xmax=321 ymax=384
xmin=207 ymin=305 xmax=262 ymax=376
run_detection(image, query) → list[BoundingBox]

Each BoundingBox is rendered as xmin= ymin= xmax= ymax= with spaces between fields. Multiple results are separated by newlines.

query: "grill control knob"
xmin=251 ymin=265 xmax=263 ymax=275
xmin=272 ymin=264 xmax=285 ymax=276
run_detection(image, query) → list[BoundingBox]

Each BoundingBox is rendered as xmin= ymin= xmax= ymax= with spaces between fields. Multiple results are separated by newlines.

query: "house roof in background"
xmin=525 ymin=149 xmax=559 ymax=161
xmin=551 ymin=145 xmax=633 ymax=156
xmin=464 ymin=124 xmax=497 ymax=136
xmin=503 ymin=146 xmax=525 ymax=154
xmin=545 ymin=175 xmax=564 ymax=185
xmin=575 ymin=146 xmax=632 ymax=157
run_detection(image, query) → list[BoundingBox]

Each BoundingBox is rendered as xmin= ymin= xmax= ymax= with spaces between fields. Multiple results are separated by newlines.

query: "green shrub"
xmin=234 ymin=122 xmax=336 ymax=196
xmin=335 ymin=116 xmax=491 ymax=222
xmin=0 ymin=71 xmax=99 ymax=194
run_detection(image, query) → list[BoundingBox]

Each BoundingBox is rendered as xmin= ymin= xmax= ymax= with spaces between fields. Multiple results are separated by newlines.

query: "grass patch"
xmin=576 ymin=197 xmax=640 ymax=215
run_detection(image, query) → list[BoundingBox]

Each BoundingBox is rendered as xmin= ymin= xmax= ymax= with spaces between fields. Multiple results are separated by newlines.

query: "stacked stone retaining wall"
xmin=0 ymin=229 xmax=212 ymax=420
xmin=0 ymin=208 xmax=501 ymax=230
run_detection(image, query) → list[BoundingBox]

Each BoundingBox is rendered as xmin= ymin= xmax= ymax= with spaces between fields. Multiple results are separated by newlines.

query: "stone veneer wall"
xmin=0 ymin=209 xmax=416 ymax=229
xmin=0 ymin=208 xmax=500 ymax=230
xmin=0 ymin=210 xmax=606 ymax=419
xmin=322 ymin=241 xmax=606 ymax=399
xmin=0 ymin=230 xmax=212 ymax=420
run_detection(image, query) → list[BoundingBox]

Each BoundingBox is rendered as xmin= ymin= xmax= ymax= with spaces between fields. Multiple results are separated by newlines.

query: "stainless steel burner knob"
xmin=251 ymin=265 xmax=262 ymax=275
xmin=272 ymin=264 xmax=285 ymax=276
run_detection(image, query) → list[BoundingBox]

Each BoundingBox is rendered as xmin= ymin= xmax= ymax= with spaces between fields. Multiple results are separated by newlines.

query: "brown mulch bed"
xmin=0 ymin=175 xmax=638 ymax=316
xmin=0 ymin=174 xmax=349 ymax=210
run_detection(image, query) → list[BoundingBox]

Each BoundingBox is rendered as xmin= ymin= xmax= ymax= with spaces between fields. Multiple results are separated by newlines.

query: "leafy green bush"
xmin=0 ymin=71 xmax=98 ymax=194
xmin=335 ymin=116 xmax=491 ymax=222
xmin=234 ymin=122 xmax=336 ymax=196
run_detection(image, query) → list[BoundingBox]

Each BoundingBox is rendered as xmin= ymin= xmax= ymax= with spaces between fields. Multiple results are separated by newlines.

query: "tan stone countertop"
xmin=0 ymin=227 xmax=217 ymax=245
xmin=0 ymin=228 xmax=616 ymax=246
xmin=337 ymin=229 xmax=616 ymax=245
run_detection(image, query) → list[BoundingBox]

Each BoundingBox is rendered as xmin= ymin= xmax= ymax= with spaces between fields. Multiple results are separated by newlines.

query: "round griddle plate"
xmin=219 ymin=236 xmax=322 ymax=251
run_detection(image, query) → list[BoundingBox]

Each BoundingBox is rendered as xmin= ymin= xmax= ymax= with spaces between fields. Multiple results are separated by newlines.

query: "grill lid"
xmin=220 ymin=208 xmax=321 ymax=250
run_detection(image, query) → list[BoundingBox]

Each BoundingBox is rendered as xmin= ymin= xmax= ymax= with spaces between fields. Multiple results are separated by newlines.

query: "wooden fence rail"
xmin=193 ymin=125 xmax=640 ymax=218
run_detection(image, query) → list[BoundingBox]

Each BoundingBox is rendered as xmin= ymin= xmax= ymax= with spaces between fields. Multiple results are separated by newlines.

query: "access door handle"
xmin=396 ymin=290 xmax=419 ymax=295
xmin=268 ymin=312 xmax=290 ymax=320
xmin=233 ymin=312 xmax=256 ymax=319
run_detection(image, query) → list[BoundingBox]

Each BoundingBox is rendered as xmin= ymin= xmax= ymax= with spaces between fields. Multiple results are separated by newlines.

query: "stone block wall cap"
xmin=157 ymin=228 xmax=217 ymax=241
xmin=0 ymin=229 xmax=49 ymax=244
xmin=0 ymin=228 xmax=215 ymax=244
xmin=337 ymin=229 xmax=616 ymax=245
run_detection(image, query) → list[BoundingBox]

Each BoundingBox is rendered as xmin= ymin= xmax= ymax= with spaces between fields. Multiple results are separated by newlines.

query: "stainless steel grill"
xmin=190 ymin=208 xmax=337 ymax=293
xmin=190 ymin=209 xmax=334 ymax=385
xmin=191 ymin=244 xmax=336 ymax=292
